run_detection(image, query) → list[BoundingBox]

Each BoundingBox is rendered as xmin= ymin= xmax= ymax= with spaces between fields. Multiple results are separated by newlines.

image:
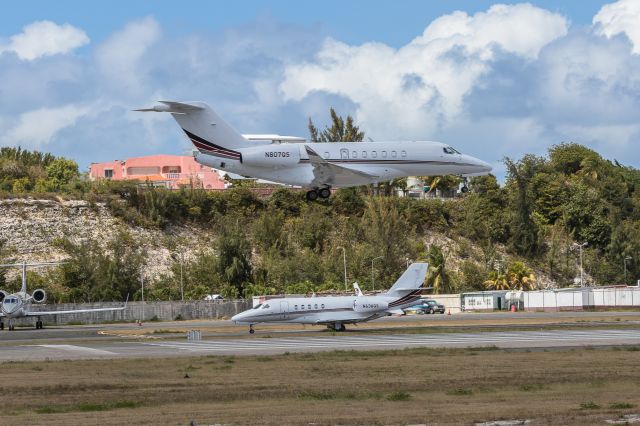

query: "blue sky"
xmin=1 ymin=0 xmax=639 ymax=178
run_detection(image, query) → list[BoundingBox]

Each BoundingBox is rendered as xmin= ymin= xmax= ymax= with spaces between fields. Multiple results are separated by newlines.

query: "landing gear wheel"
xmin=306 ymin=190 xmax=319 ymax=201
xmin=9 ymin=324 xmax=14 ymax=331
xmin=318 ymin=187 xmax=331 ymax=199
xmin=461 ymin=186 xmax=469 ymax=193
xmin=0 ymin=322 xmax=3 ymax=330
xmin=36 ymin=320 xmax=43 ymax=329
xmin=249 ymin=325 xmax=255 ymax=334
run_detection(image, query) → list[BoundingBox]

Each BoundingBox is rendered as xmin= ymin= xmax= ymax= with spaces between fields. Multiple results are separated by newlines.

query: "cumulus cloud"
xmin=2 ymin=104 xmax=91 ymax=148
xmin=95 ymin=16 xmax=161 ymax=94
xmin=594 ymin=0 xmax=640 ymax=53
xmin=0 ymin=21 xmax=89 ymax=61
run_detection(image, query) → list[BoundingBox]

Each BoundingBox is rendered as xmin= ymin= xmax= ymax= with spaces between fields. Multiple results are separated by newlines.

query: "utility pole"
xmin=573 ymin=242 xmax=588 ymax=287
xmin=624 ymin=256 xmax=632 ymax=285
xmin=171 ymin=252 xmax=185 ymax=301
xmin=371 ymin=256 xmax=383 ymax=292
xmin=337 ymin=246 xmax=347 ymax=292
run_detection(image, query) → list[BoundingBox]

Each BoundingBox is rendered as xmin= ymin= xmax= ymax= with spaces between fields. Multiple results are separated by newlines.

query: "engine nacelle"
xmin=239 ymin=145 xmax=301 ymax=167
xmin=0 ymin=290 xmax=6 ymax=302
xmin=32 ymin=289 xmax=46 ymax=303
xmin=353 ymin=297 xmax=388 ymax=313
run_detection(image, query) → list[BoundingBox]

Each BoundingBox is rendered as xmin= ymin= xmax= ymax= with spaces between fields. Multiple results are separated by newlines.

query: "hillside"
xmin=0 ymin=143 xmax=639 ymax=302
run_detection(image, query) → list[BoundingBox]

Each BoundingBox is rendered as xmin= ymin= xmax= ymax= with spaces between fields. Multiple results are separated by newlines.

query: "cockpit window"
xmin=443 ymin=146 xmax=461 ymax=155
xmin=253 ymin=303 xmax=263 ymax=309
xmin=263 ymin=304 xmax=270 ymax=309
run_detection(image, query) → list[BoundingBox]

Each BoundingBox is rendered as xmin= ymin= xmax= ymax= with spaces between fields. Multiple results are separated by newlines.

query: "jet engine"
xmin=353 ymin=297 xmax=388 ymax=313
xmin=239 ymin=145 xmax=301 ymax=167
xmin=32 ymin=289 xmax=47 ymax=303
xmin=0 ymin=290 xmax=6 ymax=302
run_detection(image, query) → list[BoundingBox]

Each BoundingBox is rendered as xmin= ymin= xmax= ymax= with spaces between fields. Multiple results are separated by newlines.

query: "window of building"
xmin=104 ymin=169 xmax=113 ymax=178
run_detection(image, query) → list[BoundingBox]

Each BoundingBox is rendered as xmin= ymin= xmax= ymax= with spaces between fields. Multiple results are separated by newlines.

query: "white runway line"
xmin=32 ymin=344 xmax=116 ymax=355
xmin=142 ymin=329 xmax=640 ymax=353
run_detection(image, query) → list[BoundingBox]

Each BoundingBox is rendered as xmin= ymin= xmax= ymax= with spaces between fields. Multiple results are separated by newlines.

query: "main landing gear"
xmin=3 ymin=319 xmax=16 ymax=331
xmin=327 ymin=322 xmax=346 ymax=332
xmin=306 ymin=187 xmax=331 ymax=201
xmin=249 ymin=324 xmax=255 ymax=334
xmin=35 ymin=317 xmax=43 ymax=329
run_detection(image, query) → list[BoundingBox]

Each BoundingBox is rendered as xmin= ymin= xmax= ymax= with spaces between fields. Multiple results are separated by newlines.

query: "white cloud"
xmin=95 ymin=16 xmax=161 ymax=93
xmin=0 ymin=21 xmax=89 ymax=61
xmin=2 ymin=104 xmax=90 ymax=148
xmin=594 ymin=0 xmax=640 ymax=53
xmin=280 ymin=3 xmax=568 ymax=140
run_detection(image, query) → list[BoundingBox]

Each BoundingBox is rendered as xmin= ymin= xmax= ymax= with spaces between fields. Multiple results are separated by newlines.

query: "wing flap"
xmin=305 ymin=146 xmax=377 ymax=187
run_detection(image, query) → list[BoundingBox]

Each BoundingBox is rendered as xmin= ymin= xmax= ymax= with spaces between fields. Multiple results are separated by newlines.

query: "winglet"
xmin=353 ymin=282 xmax=363 ymax=297
xmin=124 ymin=293 xmax=130 ymax=309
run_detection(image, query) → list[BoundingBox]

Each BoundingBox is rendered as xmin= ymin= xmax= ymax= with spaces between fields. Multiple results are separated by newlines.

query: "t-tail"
xmin=385 ymin=263 xmax=428 ymax=308
xmin=134 ymin=101 xmax=259 ymax=159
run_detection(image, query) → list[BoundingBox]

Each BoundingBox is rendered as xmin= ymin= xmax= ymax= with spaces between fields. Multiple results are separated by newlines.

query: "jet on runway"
xmin=0 ymin=262 xmax=127 ymax=330
xmin=232 ymin=263 xmax=428 ymax=333
xmin=136 ymin=101 xmax=492 ymax=200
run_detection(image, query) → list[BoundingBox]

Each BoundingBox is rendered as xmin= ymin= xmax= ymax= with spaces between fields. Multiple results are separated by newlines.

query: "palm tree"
xmin=484 ymin=272 xmax=510 ymax=290
xmin=425 ymin=245 xmax=453 ymax=294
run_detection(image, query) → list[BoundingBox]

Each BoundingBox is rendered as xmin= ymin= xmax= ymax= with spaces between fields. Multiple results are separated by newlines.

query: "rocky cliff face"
xmin=0 ymin=198 xmax=209 ymax=279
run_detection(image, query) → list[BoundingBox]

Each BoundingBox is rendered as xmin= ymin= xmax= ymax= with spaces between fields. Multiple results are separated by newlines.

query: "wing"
xmin=305 ymin=146 xmax=378 ymax=187
xmin=25 ymin=307 xmax=125 ymax=317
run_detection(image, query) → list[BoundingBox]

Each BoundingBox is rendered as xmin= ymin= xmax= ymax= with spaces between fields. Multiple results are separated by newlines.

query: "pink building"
xmin=89 ymin=155 xmax=228 ymax=190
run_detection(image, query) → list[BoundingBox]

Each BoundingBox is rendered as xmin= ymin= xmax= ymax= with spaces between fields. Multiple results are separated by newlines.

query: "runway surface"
xmin=1 ymin=328 xmax=639 ymax=361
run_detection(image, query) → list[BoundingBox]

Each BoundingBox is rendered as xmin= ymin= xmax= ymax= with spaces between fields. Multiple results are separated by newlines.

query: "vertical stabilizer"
xmin=385 ymin=263 xmax=428 ymax=298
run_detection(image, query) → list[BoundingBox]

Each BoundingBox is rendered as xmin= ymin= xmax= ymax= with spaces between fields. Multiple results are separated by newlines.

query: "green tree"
xmin=45 ymin=157 xmax=79 ymax=189
xmin=425 ymin=245 xmax=453 ymax=294
xmin=308 ymin=108 xmax=364 ymax=142
xmin=217 ymin=219 xmax=253 ymax=297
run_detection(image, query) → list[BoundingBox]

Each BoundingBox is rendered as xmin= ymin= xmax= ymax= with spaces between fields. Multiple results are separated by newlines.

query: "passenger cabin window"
xmin=401 ymin=150 xmax=407 ymax=157
xmin=352 ymin=151 xmax=357 ymax=158
xmin=314 ymin=304 xmax=318 ymax=309
xmin=362 ymin=151 xmax=367 ymax=158
xmin=391 ymin=151 xmax=397 ymax=158
xmin=372 ymin=151 xmax=377 ymax=158
xmin=294 ymin=305 xmax=298 ymax=310
xmin=382 ymin=151 xmax=387 ymax=158
xmin=301 ymin=304 xmax=305 ymax=310
xmin=308 ymin=304 xmax=311 ymax=310
xmin=321 ymin=304 xmax=325 ymax=309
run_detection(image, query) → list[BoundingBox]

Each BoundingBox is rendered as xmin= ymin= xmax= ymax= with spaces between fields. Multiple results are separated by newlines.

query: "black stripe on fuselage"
xmin=300 ymin=159 xmax=477 ymax=167
xmin=389 ymin=289 xmax=423 ymax=307
xmin=182 ymin=129 xmax=242 ymax=160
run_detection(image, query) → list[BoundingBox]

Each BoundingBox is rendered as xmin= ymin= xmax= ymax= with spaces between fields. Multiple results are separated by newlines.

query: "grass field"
xmin=2 ymin=345 xmax=640 ymax=425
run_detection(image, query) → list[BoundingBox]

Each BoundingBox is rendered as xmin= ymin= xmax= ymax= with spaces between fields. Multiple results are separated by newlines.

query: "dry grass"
xmin=2 ymin=346 xmax=640 ymax=425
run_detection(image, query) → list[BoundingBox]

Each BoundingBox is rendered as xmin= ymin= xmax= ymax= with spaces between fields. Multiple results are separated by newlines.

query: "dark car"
xmin=404 ymin=299 xmax=446 ymax=315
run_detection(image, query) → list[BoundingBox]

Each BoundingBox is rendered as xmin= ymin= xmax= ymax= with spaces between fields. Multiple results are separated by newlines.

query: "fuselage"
xmin=196 ymin=140 xmax=491 ymax=187
xmin=232 ymin=294 xmax=414 ymax=326
xmin=1 ymin=292 xmax=29 ymax=318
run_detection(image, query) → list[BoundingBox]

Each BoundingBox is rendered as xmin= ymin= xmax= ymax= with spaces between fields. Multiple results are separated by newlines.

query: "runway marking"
xmin=33 ymin=344 xmax=116 ymax=355
xmin=142 ymin=329 xmax=640 ymax=353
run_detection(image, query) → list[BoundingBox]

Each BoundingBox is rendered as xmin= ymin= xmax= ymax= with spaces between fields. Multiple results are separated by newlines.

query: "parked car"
xmin=404 ymin=299 xmax=445 ymax=315
xmin=204 ymin=294 xmax=224 ymax=301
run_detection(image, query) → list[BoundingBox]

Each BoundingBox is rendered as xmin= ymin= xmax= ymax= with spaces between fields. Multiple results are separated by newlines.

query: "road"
xmin=0 ymin=311 xmax=638 ymax=361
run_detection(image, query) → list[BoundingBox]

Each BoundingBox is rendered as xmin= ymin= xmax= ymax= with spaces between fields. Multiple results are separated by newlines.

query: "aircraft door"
xmin=340 ymin=149 xmax=349 ymax=159
xmin=280 ymin=301 xmax=289 ymax=319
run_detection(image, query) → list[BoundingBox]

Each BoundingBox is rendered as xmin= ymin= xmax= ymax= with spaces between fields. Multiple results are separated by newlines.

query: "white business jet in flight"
xmin=0 ymin=262 xmax=127 ymax=331
xmin=231 ymin=263 xmax=428 ymax=333
xmin=136 ymin=101 xmax=491 ymax=200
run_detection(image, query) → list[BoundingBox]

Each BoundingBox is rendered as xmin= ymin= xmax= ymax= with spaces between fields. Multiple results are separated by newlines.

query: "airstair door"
xmin=340 ymin=148 xmax=349 ymax=159
xmin=280 ymin=301 xmax=289 ymax=319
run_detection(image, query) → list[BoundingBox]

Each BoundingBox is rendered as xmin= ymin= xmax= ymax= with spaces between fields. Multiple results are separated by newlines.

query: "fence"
xmin=13 ymin=300 xmax=253 ymax=326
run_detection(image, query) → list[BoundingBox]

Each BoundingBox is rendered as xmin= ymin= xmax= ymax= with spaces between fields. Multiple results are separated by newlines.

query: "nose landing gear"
xmin=249 ymin=324 xmax=255 ymax=334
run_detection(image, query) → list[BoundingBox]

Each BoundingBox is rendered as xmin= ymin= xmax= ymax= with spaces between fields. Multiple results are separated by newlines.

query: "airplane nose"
xmin=478 ymin=160 xmax=492 ymax=173
xmin=231 ymin=311 xmax=247 ymax=323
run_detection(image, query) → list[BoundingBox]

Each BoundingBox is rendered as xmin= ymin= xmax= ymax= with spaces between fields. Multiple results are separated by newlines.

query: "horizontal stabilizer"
xmin=134 ymin=101 xmax=204 ymax=113
xmin=243 ymin=134 xmax=306 ymax=143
